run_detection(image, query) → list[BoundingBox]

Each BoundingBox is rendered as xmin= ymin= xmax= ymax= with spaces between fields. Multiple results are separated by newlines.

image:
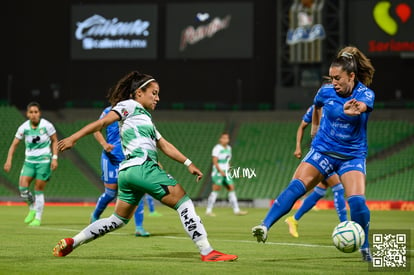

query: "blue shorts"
xmin=101 ymin=153 xmax=120 ymax=184
xmin=303 ymin=148 xmax=366 ymax=179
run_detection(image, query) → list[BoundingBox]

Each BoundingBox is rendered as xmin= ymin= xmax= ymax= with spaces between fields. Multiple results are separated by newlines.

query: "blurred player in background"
xmin=145 ymin=194 xmax=163 ymax=217
xmin=252 ymin=46 xmax=375 ymax=262
xmin=205 ymin=132 xmax=247 ymax=216
xmin=4 ymin=102 xmax=58 ymax=226
xmin=92 ymin=105 xmax=150 ymax=237
xmin=53 ymin=71 xmax=237 ymax=262
xmin=285 ymin=105 xmax=347 ymax=238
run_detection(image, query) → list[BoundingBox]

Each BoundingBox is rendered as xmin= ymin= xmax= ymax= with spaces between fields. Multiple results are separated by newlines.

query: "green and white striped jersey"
xmin=212 ymin=144 xmax=231 ymax=174
xmin=15 ymin=118 xmax=56 ymax=163
xmin=112 ymin=99 xmax=162 ymax=171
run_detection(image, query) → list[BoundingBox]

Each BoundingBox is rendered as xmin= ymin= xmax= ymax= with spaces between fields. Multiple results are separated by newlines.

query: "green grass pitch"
xmin=0 ymin=205 xmax=412 ymax=274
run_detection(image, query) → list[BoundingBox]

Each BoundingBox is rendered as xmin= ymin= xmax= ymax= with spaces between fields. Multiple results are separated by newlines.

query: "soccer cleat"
xmin=201 ymin=250 xmax=238 ymax=262
xmin=205 ymin=212 xmax=216 ymax=217
xmin=135 ymin=226 xmax=150 ymax=237
xmin=29 ymin=219 xmax=41 ymax=226
xmin=53 ymin=238 xmax=74 ymax=257
xmin=252 ymin=225 xmax=268 ymax=243
xmin=285 ymin=216 xmax=299 ymax=238
xmin=360 ymin=248 xmax=372 ymax=262
xmin=90 ymin=214 xmax=98 ymax=224
xmin=312 ymin=205 xmax=320 ymax=211
xmin=24 ymin=210 xmax=36 ymax=224
xmin=148 ymin=211 xmax=163 ymax=217
xmin=234 ymin=210 xmax=248 ymax=216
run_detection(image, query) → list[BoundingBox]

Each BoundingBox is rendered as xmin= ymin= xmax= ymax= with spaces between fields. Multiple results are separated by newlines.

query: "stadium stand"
xmin=0 ymin=106 xmax=26 ymax=193
xmin=232 ymin=122 xmax=303 ymax=199
xmin=54 ymin=120 xmax=102 ymax=176
xmin=367 ymin=121 xmax=414 ymax=157
xmin=156 ymin=121 xmax=226 ymax=198
xmin=47 ymin=158 xmax=101 ymax=198
xmin=1 ymin=106 xmax=414 ymax=201
xmin=366 ymin=169 xmax=414 ymax=201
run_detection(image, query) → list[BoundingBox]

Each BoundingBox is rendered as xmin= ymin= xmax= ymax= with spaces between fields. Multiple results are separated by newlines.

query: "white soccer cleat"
xmin=252 ymin=225 xmax=268 ymax=243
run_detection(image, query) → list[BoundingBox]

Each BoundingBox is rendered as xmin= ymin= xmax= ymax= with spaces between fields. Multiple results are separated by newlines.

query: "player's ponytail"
xmin=107 ymin=71 xmax=156 ymax=106
xmin=336 ymin=46 xmax=375 ymax=86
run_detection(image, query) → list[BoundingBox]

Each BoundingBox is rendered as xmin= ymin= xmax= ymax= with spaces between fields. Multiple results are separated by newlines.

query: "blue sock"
xmin=92 ymin=187 xmax=117 ymax=220
xmin=263 ymin=179 xmax=306 ymax=229
xmin=146 ymin=194 xmax=155 ymax=213
xmin=294 ymin=186 xmax=325 ymax=220
xmin=332 ymin=183 xmax=347 ymax=222
xmin=134 ymin=199 xmax=145 ymax=227
xmin=348 ymin=195 xmax=370 ymax=249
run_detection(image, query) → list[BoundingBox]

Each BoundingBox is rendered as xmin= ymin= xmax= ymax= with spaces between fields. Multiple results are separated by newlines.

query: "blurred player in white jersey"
xmin=205 ymin=132 xmax=247 ymax=216
xmin=4 ymin=102 xmax=58 ymax=226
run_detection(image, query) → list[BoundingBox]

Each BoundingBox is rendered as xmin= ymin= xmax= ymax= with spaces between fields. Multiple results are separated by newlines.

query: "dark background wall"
xmin=2 ymin=0 xmax=413 ymax=110
xmin=3 ymin=0 xmax=276 ymax=110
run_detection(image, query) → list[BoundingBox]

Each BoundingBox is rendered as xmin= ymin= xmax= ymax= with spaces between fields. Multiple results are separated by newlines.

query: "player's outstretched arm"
xmin=157 ymin=137 xmax=203 ymax=181
xmin=93 ymin=130 xmax=114 ymax=152
xmin=311 ymin=105 xmax=322 ymax=138
xmin=294 ymin=120 xmax=308 ymax=159
xmin=3 ymin=138 xmax=20 ymax=172
xmin=58 ymin=111 xmax=119 ymax=152
xmin=50 ymin=133 xmax=59 ymax=171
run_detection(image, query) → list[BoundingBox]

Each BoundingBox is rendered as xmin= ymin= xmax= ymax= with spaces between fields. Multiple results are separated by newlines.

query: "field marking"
xmin=35 ymin=226 xmax=334 ymax=249
xmin=36 ymin=226 xmax=414 ymax=252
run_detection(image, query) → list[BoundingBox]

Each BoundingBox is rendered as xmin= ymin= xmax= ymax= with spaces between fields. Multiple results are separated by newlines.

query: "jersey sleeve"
xmin=358 ymin=89 xmax=375 ymax=112
xmin=15 ymin=123 xmax=25 ymax=140
xmin=154 ymin=127 xmax=162 ymax=141
xmin=313 ymin=88 xmax=324 ymax=108
xmin=99 ymin=106 xmax=113 ymax=119
xmin=212 ymin=145 xmax=220 ymax=157
xmin=313 ymin=84 xmax=332 ymax=108
xmin=112 ymin=100 xmax=133 ymax=121
xmin=46 ymin=121 xmax=57 ymax=136
xmin=302 ymin=105 xmax=313 ymax=123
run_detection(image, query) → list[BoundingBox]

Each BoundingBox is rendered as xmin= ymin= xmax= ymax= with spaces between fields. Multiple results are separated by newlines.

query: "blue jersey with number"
xmin=302 ymin=105 xmax=313 ymax=123
xmin=100 ymin=106 xmax=124 ymax=164
xmin=311 ymin=82 xmax=375 ymax=158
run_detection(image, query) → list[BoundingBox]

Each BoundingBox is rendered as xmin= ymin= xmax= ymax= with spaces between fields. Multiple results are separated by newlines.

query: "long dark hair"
xmin=330 ymin=46 xmax=375 ymax=86
xmin=107 ymin=71 xmax=156 ymax=106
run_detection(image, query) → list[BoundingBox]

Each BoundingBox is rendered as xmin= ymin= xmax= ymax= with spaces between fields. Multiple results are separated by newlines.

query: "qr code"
xmin=371 ymin=230 xmax=410 ymax=271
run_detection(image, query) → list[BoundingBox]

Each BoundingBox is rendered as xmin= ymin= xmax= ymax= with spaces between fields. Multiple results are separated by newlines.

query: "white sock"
xmin=177 ymin=199 xmax=213 ymax=255
xmin=206 ymin=191 xmax=218 ymax=213
xmin=228 ymin=191 xmax=240 ymax=213
xmin=73 ymin=214 xmax=126 ymax=247
xmin=34 ymin=192 xmax=44 ymax=220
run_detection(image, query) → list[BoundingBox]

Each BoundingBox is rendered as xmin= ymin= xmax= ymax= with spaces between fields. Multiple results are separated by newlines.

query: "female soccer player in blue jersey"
xmin=285 ymin=105 xmax=347 ymax=238
xmin=53 ymin=71 xmax=237 ymax=262
xmin=252 ymin=46 xmax=375 ymax=262
xmin=91 ymin=106 xmax=150 ymax=237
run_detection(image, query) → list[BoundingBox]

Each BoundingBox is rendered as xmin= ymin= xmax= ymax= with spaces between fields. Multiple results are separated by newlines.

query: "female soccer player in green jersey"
xmin=4 ymin=102 xmax=59 ymax=226
xmin=53 ymin=71 xmax=237 ymax=262
xmin=206 ymin=132 xmax=247 ymax=216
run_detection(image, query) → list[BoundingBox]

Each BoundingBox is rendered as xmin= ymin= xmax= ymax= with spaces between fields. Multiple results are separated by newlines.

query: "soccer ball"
xmin=332 ymin=221 xmax=365 ymax=253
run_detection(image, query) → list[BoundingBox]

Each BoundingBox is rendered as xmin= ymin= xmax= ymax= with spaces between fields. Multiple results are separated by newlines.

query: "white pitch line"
xmin=161 ymin=235 xmax=333 ymax=248
xmin=35 ymin=226 xmax=414 ymax=252
xmin=34 ymin=226 xmax=333 ymax=249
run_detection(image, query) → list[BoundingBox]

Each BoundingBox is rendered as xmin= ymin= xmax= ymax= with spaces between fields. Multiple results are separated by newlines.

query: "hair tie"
xmin=138 ymin=79 xmax=155 ymax=90
xmin=341 ymin=52 xmax=353 ymax=59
